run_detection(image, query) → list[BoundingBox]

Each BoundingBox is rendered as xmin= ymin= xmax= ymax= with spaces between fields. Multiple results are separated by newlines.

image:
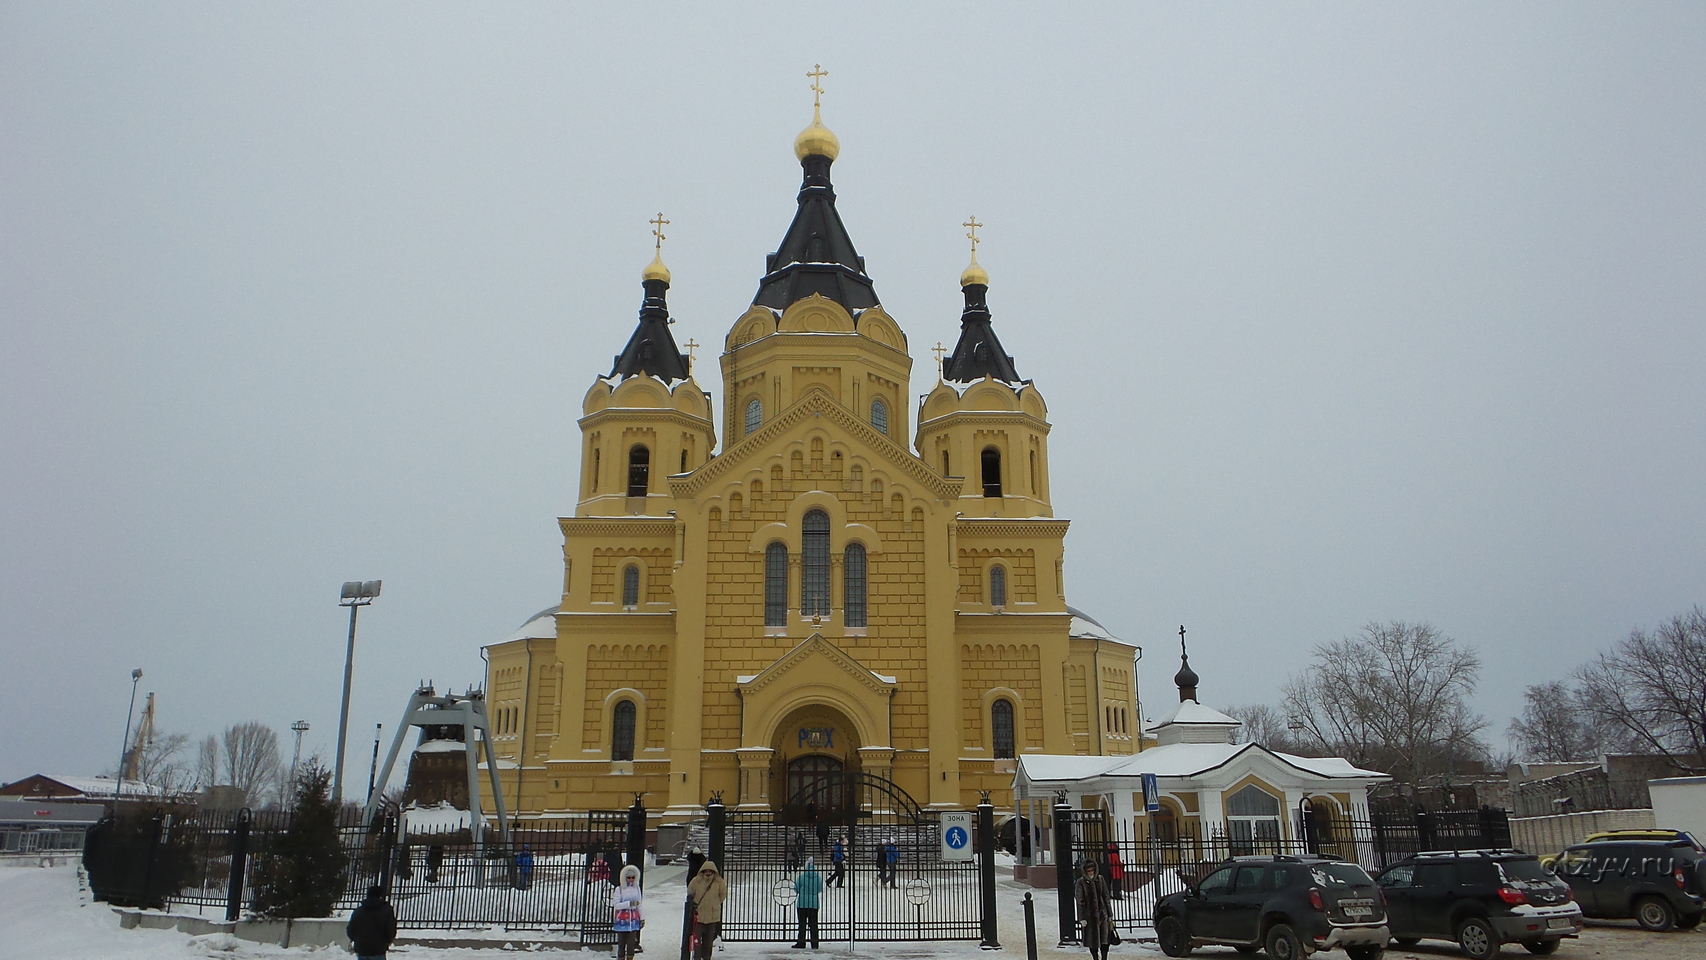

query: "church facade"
xmin=484 ymin=94 xmax=1140 ymax=823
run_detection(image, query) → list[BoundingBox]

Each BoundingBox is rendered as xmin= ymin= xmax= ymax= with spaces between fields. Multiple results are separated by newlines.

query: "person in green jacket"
xmin=791 ymin=857 xmax=823 ymax=949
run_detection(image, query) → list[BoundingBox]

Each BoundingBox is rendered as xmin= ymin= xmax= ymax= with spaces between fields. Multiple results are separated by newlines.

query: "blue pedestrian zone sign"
xmin=939 ymin=811 xmax=974 ymax=861
xmin=1141 ymin=773 xmax=1161 ymax=813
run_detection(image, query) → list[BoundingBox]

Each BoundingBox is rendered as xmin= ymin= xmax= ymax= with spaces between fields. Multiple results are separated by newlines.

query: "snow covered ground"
xmin=0 ymin=861 xmax=1163 ymax=960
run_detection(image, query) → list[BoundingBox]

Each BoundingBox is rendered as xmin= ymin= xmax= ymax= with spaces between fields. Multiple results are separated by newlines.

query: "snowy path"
xmin=0 ymin=864 xmax=1168 ymax=960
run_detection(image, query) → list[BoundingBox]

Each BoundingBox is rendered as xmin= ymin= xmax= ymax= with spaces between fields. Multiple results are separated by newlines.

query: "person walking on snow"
xmin=687 ymin=860 xmax=727 ymax=960
xmin=516 ymin=844 xmax=534 ymax=890
xmin=1075 ymin=859 xmax=1116 ymax=960
xmin=791 ymin=857 xmax=823 ymax=949
xmin=346 ymin=886 xmax=397 ymax=960
xmin=612 ymin=864 xmax=644 ymax=960
xmin=828 ymin=837 xmax=846 ymax=888
xmin=880 ymin=837 xmax=899 ymax=887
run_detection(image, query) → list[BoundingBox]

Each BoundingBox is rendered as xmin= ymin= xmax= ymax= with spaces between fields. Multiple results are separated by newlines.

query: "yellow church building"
xmin=484 ymin=87 xmax=1140 ymax=824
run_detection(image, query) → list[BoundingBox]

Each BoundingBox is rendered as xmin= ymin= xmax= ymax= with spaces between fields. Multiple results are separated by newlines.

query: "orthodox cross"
xmin=932 ymin=341 xmax=946 ymax=378
xmin=807 ymin=64 xmax=829 ymax=108
xmin=964 ymin=215 xmax=983 ymax=255
xmin=684 ymin=338 xmax=699 ymax=361
xmin=1179 ymin=624 xmax=1188 ymax=658
xmin=649 ymin=212 xmax=669 ymax=250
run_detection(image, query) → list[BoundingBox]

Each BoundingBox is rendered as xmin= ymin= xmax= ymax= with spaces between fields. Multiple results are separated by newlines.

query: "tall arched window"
xmin=941 ymin=450 xmax=951 ymax=476
xmin=745 ymin=398 xmax=763 ymax=436
xmin=843 ymin=543 xmax=867 ymax=628
xmin=982 ymin=446 xmax=1003 ymax=498
xmin=869 ymin=398 xmax=888 ymax=435
xmin=989 ymin=565 xmax=1007 ymax=607
xmin=611 ymin=699 xmax=636 ymax=761
xmin=621 ymin=565 xmax=640 ymax=608
xmin=680 ymin=449 xmax=688 ymax=472
xmin=591 ymin=448 xmax=600 ymax=492
xmin=1029 ymin=450 xmax=1038 ymax=495
xmin=992 ymin=698 xmax=1016 ymax=759
xmin=627 ymin=445 xmax=650 ymax=497
xmin=802 ymin=509 xmax=830 ymax=618
xmin=764 ymin=542 xmax=788 ymax=627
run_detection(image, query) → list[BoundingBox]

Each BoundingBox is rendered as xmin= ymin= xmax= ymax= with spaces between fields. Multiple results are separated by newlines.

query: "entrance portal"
xmin=769 ymin=702 xmax=861 ymax=817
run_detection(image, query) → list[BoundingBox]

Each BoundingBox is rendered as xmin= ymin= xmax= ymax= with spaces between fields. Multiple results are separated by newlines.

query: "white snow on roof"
xmin=414 ymin=739 xmax=470 ymax=754
xmin=1148 ymin=699 xmax=1242 ymax=730
xmin=13 ymin=776 xmax=164 ymax=798
xmin=500 ymin=606 xmax=559 ymax=643
xmin=403 ymin=801 xmax=473 ymax=835
xmin=1017 ymin=742 xmax=1389 ymax=785
xmin=1066 ymin=605 xmax=1121 ymax=642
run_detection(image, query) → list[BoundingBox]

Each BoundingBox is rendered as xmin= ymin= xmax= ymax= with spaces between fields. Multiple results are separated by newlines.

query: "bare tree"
xmin=1283 ymin=621 xmax=1488 ymax=785
xmin=132 ymin=732 xmax=192 ymax=796
xmin=1222 ymin=702 xmax=1313 ymax=755
xmin=1507 ymin=680 xmax=1638 ymax=762
xmin=222 ymin=721 xmax=282 ymax=806
xmin=195 ymin=735 xmax=220 ymax=790
xmin=1576 ymin=607 xmax=1706 ymax=773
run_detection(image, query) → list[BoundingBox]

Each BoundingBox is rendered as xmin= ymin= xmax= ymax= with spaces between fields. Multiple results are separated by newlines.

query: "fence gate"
xmin=714 ymin=774 xmax=985 ymax=943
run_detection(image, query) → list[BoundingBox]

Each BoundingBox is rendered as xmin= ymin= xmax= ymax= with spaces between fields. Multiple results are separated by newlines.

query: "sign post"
xmin=940 ymin=811 xmax=973 ymax=861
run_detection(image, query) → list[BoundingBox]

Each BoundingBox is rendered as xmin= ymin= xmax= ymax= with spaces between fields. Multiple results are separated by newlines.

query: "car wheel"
xmin=1346 ymin=945 xmax=1385 ymax=960
xmin=1455 ymin=917 xmax=1500 ymax=960
xmin=1635 ymin=895 xmax=1676 ymax=931
xmin=1523 ymin=939 xmax=1561 ymax=955
xmin=1264 ymin=923 xmax=1303 ymax=960
xmin=1156 ymin=916 xmax=1192 ymax=958
xmin=1677 ymin=911 xmax=1703 ymax=931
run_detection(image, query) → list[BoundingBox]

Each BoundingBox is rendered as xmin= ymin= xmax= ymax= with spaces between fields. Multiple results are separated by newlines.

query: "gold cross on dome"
xmin=932 ymin=341 xmax=946 ymax=377
xmin=649 ymin=212 xmax=670 ymax=250
xmin=807 ymin=64 xmax=829 ymax=108
xmin=964 ymin=216 xmax=983 ymax=254
xmin=684 ymin=338 xmax=699 ymax=372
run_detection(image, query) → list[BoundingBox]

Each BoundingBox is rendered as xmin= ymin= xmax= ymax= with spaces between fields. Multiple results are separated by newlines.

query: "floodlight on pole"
xmin=288 ymin=720 xmax=310 ymax=796
xmin=116 ymin=668 xmax=143 ymax=802
xmin=333 ymin=579 xmax=381 ymax=805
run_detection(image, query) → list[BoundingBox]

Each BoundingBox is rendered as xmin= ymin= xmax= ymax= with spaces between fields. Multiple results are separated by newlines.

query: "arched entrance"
xmin=769 ymin=702 xmax=861 ymax=819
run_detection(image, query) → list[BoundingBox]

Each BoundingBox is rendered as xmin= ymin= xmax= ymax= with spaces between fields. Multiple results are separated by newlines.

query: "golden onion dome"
xmin=642 ymin=249 xmax=671 ymax=284
xmin=960 ymin=252 xmax=989 ymax=288
xmin=793 ymin=104 xmax=841 ymax=161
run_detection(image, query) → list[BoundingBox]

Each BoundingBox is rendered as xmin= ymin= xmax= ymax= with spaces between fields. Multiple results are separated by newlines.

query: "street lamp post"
xmin=115 ymin=668 xmax=143 ymax=802
xmin=334 ymin=579 xmax=382 ymax=805
xmin=288 ymin=720 xmax=310 ymax=797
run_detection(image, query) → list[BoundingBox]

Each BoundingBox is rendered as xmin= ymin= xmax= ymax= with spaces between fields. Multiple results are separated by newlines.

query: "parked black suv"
xmin=1551 ymin=838 xmax=1706 ymax=931
xmin=1375 ymin=849 xmax=1581 ymax=959
xmin=1155 ymin=854 xmax=1389 ymax=959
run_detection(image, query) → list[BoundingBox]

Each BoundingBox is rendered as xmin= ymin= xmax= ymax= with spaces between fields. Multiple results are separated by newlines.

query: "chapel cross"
xmin=964 ymin=215 xmax=983 ymax=255
xmin=1179 ymin=624 xmax=1188 ymax=658
xmin=932 ymin=341 xmax=947 ymax=378
xmin=649 ymin=212 xmax=669 ymax=250
xmin=807 ymin=64 xmax=829 ymax=108
xmin=684 ymin=339 xmax=699 ymax=372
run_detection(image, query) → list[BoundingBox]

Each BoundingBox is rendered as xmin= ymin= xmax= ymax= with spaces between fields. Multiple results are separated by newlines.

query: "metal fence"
xmin=1055 ymin=803 xmax=1513 ymax=932
xmin=84 ymin=805 xmax=637 ymax=942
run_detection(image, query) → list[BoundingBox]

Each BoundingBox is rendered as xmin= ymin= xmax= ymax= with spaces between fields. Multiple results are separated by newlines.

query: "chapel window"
xmin=843 ymin=543 xmax=867 ymax=628
xmin=745 ymin=398 xmax=763 ymax=436
xmin=992 ymin=698 xmax=1016 ymax=759
xmin=621 ymin=565 xmax=640 ymax=608
xmin=802 ymin=509 xmax=830 ymax=618
xmin=764 ymin=543 xmax=788 ymax=627
xmin=870 ymin=398 xmax=889 ymax=435
xmin=1226 ymin=784 xmax=1283 ymax=856
xmin=982 ymin=446 xmax=1003 ymax=498
xmin=611 ymin=699 xmax=636 ymax=761
xmin=989 ymin=565 xmax=1007 ymax=608
xmin=627 ymin=445 xmax=650 ymax=497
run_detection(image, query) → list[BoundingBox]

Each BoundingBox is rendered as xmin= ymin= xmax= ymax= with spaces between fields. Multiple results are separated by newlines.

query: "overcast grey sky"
xmin=4 ymin=4 xmax=1703 ymax=788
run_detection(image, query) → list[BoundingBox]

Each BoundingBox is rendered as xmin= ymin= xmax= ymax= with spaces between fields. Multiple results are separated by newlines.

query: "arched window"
xmin=680 ymin=449 xmax=688 ymax=472
xmin=992 ymin=698 xmax=1016 ymax=759
xmin=764 ymin=542 xmax=788 ymax=627
xmin=941 ymin=450 xmax=951 ymax=476
xmin=621 ymin=565 xmax=640 ymax=608
xmin=611 ymin=699 xmax=636 ymax=761
xmin=591 ymin=448 xmax=600 ymax=492
xmin=982 ymin=447 xmax=1003 ymax=498
xmin=843 ymin=543 xmax=867 ymax=628
xmin=802 ymin=509 xmax=830 ymax=618
xmin=627 ymin=445 xmax=649 ymax=497
xmin=1226 ymin=784 xmax=1282 ymax=855
xmin=745 ymin=398 xmax=763 ymax=436
xmin=870 ymin=398 xmax=888 ymax=435
xmin=989 ymin=565 xmax=1007 ymax=607
xmin=1029 ymin=450 xmax=1038 ymax=495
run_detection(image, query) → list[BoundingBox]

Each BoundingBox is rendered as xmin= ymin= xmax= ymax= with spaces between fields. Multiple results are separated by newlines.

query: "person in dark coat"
xmin=346 ymin=886 xmax=398 ymax=960
xmin=1074 ymin=860 xmax=1116 ymax=960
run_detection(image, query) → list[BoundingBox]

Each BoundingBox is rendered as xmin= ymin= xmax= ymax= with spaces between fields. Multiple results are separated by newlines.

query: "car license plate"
xmin=1547 ymin=918 xmax=1574 ymax=929
xmin=1342 ymin=899 xmax=1374 ymax=919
